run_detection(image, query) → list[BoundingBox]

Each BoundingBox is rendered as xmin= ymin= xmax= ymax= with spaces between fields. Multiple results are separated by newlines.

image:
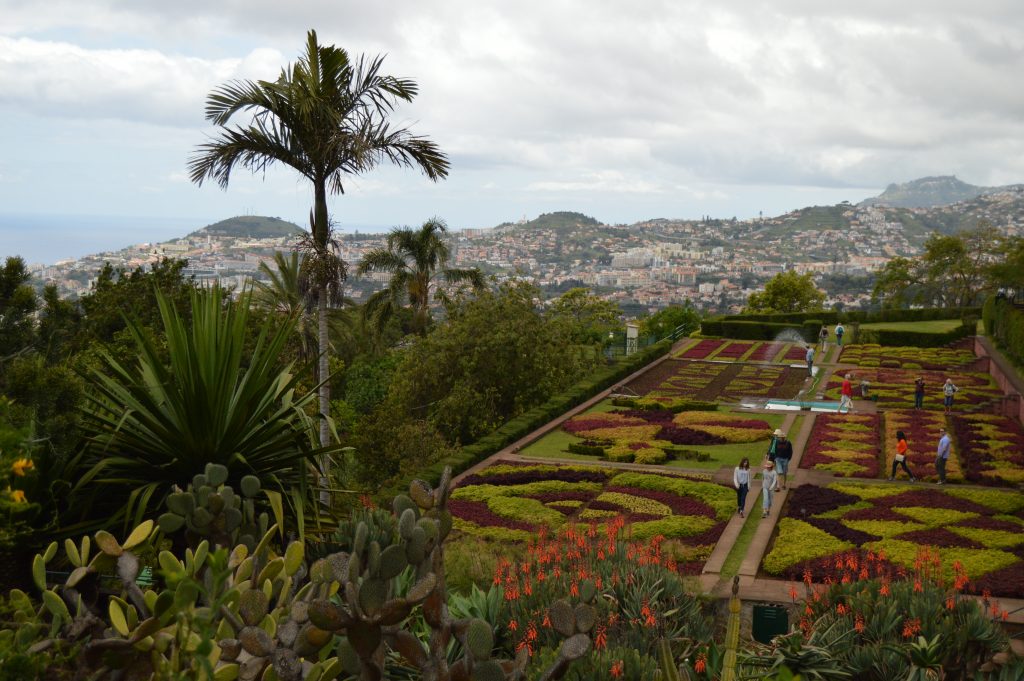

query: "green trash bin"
xmin=752 ymin=604 xmax=788 ymax=644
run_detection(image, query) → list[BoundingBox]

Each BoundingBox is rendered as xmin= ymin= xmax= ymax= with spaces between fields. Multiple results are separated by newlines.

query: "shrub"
xmin=567 ymin=442 xmax=606 ymax=457
xmin=762 ymin=519 xmax=854 ymax=575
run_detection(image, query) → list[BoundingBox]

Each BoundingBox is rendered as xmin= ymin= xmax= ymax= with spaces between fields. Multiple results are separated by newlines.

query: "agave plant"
xmin=74 ymin=285 xmax=335 ymax=529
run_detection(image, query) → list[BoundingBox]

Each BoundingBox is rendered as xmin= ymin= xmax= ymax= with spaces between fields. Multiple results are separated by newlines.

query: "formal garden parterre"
xmin=450 ymin=463 xmax=734 ymax=572
xmin=761 ymin=482 xmax=1024 ymax=598
xmin=623 ymin=359 xmax=805 ymax=403
xmin=883 ymin=409 xmax=961 ymax=482
xmin=799 ymin=413 xmax=882 ymax=477
xmin=823 ymin=367 xmax=1002 ymax=410
xmin=839 ymin=343 xmax=977 ymax=370
xmin=952 ymin=412 xmax=1024 ymax=485
xmin=674 ymin=337 xmax=811 ymax=364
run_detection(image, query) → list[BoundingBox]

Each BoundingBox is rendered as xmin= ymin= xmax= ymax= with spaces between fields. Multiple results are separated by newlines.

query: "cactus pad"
xmin=465 ymin=618 xmax=494 ymax=661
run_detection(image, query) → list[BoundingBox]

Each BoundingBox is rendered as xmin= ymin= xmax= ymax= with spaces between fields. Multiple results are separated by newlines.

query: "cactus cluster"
xmin=1 ymin=466 xmax=601 ymax=681
xmin=157 ymin=463 xmax=269 ymax=550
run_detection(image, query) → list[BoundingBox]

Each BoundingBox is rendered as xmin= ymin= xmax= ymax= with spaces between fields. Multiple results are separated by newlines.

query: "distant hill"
xmin=496 ymin=211 xmax=602 ymax=233
xmin=189 ymin=216 xmax=303 ymax=239
xmin=860 ymin=176 xmax=987 ymax=209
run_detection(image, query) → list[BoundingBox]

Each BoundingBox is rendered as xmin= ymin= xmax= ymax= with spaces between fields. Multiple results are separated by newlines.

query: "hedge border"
xmin=984 ymin=296 xmax=1024 ymax=367
xmin=716 ymin=307 xmax=979 ymax=326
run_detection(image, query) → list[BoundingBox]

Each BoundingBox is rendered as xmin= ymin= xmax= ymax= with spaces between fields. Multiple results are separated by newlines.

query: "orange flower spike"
xmin=854 ymin=614 xmax=865 ymax=633
xmin=595 ymin=625 xmax=607 ymax=651
xmin=610 ymin=660 xmax=624 ymax=678
xmin=945 ymin=597 xmax=955 ymax=611
xmin=803 ymin=568 xmax=813 ymax=586
xmin=542 ymin=613 xmax=551 ymax=628
xmin=913 ymin=580 xmax=923 ymax=593
xmin=508 ymin=619 xmax=518 ymax=632
xmin=1002 ymin=610 xmax=1009 ymax=622
xmin=880 ymin=582 xmax=890 ymax=597
xmin=570 ymin=582 xmax=579 ymax=597
xmin=859 ymin=567 xmax=869 ymax=581
xmin=694 ymin=653 xmax=707 ymax=674
xmin=836 ymin=603 xmax=847 ymax=615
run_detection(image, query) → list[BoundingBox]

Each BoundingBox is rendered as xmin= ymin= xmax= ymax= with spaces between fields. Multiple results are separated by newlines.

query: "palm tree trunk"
xmin=318 ymin=291 xmax=330 ymax=506
xmin=314 ymin=179 xmax=332 ymax=507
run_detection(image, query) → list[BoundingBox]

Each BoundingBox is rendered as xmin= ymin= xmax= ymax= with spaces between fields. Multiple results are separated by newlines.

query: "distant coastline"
xmin=0 ymin=213 xmax=390 ymax=266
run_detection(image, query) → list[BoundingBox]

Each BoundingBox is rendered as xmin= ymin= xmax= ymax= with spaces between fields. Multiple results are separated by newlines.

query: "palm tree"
xmin=188 ymin=30 xmax=449 ymax=491
xmin=357 ymin=217 xmax=484 ymax=335
xmin=254 ymin=250 xmax=357 ymax=364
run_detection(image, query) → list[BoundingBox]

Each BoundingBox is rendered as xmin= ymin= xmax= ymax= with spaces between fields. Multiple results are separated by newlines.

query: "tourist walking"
xmin=839 ymin=373 xmax=854 ymax=413
xmin=733 ymin=458 xmax=750 ymax=517
xmin=805 ymin=345 xmax=814 ymax=377
xmin=834 ymin=323 xmax=845 ymax=346
xmin=890 ymin=429 xmax=916 ymax=481
xmin=935 ymin=427 xmax=951 ymax=484
xmin=914 ymin=377 xmax=926 ymax=410
xmin=942 ymin=378 xmax=959 ymax=415
xmin=772 ymin=429 xmax=793 ymax=491
xmin=818 ymin=325 xmax=829 ymax=352
xmin=761 ymin=459 xmax=778 ymax=518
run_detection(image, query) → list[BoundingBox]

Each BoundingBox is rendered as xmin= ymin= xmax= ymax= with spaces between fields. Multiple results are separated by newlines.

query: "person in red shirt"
xmin=839 ymin=373 xmax=854 ymax=413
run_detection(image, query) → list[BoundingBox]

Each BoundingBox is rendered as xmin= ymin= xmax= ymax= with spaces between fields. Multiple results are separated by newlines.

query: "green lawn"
xmin=857 ymin=319 xmax=962 ymax=333
xmin=518 ymin=402 xmax=788 ymax=470
xmin=720 ymin=502 xmax=761 ymax=577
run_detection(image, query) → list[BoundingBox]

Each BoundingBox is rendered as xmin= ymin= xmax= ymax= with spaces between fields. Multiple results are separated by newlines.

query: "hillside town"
xmin=27 ymin=186 xmax=1024 ymax=315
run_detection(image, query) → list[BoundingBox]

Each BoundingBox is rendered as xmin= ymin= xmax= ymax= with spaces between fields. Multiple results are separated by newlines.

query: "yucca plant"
xmin=73 ymin=285 xmax=336 ymax=529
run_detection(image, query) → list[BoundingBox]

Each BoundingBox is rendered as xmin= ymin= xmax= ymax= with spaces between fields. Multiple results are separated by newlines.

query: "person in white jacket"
xmin=733 ymin=457 xmax=751 ymax=518
xmin=761 ymin=459 xmax=778 ymax=518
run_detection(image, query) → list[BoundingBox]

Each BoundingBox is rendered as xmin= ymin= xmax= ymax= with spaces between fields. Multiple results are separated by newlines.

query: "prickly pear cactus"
xmin=158 ymin=463 xmax=269 ymax=550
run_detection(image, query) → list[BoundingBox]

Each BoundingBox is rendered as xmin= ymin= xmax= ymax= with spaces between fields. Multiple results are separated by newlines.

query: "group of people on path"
xmin=733 ymin=428 xmax=792 ymax=519
xmin=732 ymin=419 xmax=957 ymax=520
xmin=807 ymin=324 xmax=846 ymax=377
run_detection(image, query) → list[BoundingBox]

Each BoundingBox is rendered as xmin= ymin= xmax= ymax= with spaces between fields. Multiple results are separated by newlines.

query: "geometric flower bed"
xmin=560 ymin=408 xmax=773 ymax=464
xmin=839 ymin=344 xmax=976 ymax=370
xmin=823 ymin=367 xmax=1001 ymax=411
xmin=451 ymin=463 xmax=735 ymax=571
xmin=883 ymin=410 xmax=960 ymax=482
xmin=674 ymin=338 xmax=807 ymax=363
xmin=761 ymin=482 xmax=1024 ymax=598
xmin=624 ymin=360 xmax=805 ymax=403
xmin=799 ymin=413 xmax=881 ymax=477
xmin=951 ymin=413 xmax=1024 ymax=485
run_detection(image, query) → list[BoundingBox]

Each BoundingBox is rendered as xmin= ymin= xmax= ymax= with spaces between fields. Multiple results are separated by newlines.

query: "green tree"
xmin=357 ymin=217 xmax=484 ymax=335
xmin=919 ymin=227 xmax=998 ymax=308
xmin=745 ymin=270 xmax=826 ymax=314
xmin=0 ymin=256 xmax=39 ymax=359
xmin=384 ymin=280 xmax=596 ymax=444
xmin=189 ymin=30 xmax=449 ymax=469
xmin=871 ymin=256 xmax=921 ymax=308
xmin=74 ymin=287 xmax=332 ymax=529
xmin=637 ymin=304 xmax=700 ymax=341
xmin=547 ymin=287 xmax=621 ymax=344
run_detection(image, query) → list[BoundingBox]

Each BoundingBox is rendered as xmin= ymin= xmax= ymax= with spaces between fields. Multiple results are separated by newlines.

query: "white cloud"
xmin=1 ymin=0 xmax=1023 ymax=228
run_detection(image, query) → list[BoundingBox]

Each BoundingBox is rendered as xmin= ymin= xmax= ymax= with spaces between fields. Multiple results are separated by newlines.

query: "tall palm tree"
xmin=188 ymin=30 xmax=449 ymax=491
xmin=357 ymin=217 xmax=484 ymax=335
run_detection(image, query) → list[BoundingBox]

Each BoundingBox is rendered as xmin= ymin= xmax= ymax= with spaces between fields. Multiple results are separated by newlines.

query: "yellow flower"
xmin=11 ymin=458 xmax=34 ymax=477
xmin=9 ymin=489 xmax=27 ymax=504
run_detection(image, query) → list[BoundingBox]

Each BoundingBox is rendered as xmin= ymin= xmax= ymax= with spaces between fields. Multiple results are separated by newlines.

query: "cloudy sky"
xmin=2 ymin=0 xmax=1024 ymax=262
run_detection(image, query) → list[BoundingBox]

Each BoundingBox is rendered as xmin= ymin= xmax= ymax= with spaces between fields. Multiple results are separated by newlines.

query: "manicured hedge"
xmin=382 ymin=339 xmax=675 ymax=496
xmin=856 ymin=321 xmax=975 ymax=348
xmin=715 ymin=306 xmax=979 ymax=326
xmin=984 ymin=295 xmax=1024 ymax=367
xmin=699 ymin=319 xmax=810 ymax=342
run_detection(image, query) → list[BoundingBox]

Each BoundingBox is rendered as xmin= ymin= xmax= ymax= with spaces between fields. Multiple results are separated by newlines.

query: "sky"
xmin=2 ymin=1 xmax=1024 ymax=264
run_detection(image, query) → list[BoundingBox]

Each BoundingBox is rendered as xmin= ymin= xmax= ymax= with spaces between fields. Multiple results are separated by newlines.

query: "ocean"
xmin=0 ymin=213 xmax=390 ymax=267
